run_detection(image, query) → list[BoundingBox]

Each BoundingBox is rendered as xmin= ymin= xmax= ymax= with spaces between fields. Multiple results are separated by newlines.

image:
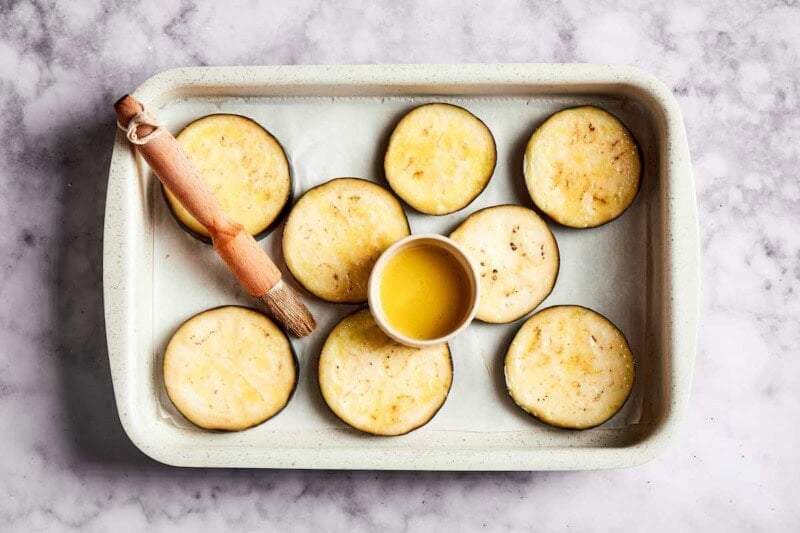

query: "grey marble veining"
xmin=1 ymin=0 xmax=798 ymax=531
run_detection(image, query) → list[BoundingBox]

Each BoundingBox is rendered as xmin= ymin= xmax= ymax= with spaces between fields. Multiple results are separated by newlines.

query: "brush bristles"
xmin=260 ymin=280 xmax=316 ymax=337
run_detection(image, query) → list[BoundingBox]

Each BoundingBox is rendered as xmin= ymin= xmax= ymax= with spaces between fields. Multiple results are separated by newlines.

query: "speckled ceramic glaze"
xmin=103 ymin=64 xmax=698 ymax=470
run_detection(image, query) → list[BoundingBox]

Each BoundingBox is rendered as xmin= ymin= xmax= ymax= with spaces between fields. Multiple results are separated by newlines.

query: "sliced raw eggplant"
xmin=504 ymin=305 xmax=634 ymax=429
xmin=384 ymin=103 xmax=496 ymax=215
xmin=318 ymin=309 xmax=452 ymax=436
xmin=165 ymin=114 xmax=292 ymax=242
xmin=450 ymin=205 xmax=559 ymax=324
xmin=523 ymin=106 xmax=641 ymax=228
xmin=282 ymin=178 xmax=410 ymax=303
xmin=163 ymin=306 xmax=297 ymax=431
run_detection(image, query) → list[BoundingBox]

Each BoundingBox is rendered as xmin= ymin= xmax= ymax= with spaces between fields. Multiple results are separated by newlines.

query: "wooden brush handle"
xmin=114 ymin=95 xmax=281 ymax=297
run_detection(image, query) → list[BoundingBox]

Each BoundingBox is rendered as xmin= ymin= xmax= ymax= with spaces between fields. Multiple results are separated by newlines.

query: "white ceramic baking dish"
xmin=103 ymin=64 xmax=698 ymax=470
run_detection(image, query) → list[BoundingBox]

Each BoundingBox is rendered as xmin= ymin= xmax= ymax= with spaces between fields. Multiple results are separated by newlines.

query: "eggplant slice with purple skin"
xmin=163 ymin=306 xmax=297 ymax=431
xmin=282 ymin=178 xmax=410 ymax=304
xmin=450 ymin=204 xmax=559 ymax=324
xmin=165 ymin=114 xmax=292 ymax=243
xmin=318 ymin=309 xmax=453 ymax=436
xmin=504 ymin=305 xmax=635 ymax=430
xmin=384 ymin=103 xmax=497 ymax=215
xmin=524 ymin=106 xmax=641 ymax=228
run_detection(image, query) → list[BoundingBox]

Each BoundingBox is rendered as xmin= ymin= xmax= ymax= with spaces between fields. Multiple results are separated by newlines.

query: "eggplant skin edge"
xmin=163 ymin=305 xmax=299 ymax=432
xmin=384 ymin=102 xmax=497 ymax=216
xmin=163 ymin=113 xmax=294 ymax=244
xmin=523 ymin=105 xmax=643 ymax=229
xmin=502 ymin=304 xmax=635 ymax=431
xmin=317 ymin=308 xmax=454 ymax=437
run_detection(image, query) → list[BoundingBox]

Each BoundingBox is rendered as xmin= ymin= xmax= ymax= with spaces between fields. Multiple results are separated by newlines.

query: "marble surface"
xmin=1 ymin=0 xmax=798 ymax=530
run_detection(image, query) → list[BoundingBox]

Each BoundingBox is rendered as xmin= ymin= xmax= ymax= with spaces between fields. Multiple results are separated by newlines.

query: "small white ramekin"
xmin=367 ymin=234 xmax=480 ymax=347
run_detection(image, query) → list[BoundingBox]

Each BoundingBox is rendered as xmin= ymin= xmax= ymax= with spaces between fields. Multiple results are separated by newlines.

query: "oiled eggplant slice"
xmin=504 ymin=305 xmax=634 ymax=429
xmin=166 ymin=114 xmax=292 ymax=242
xmin=524 ymin=106 xmax=641 ymax=228
xmin=282 ymin=178 xmax=410 ymax=303
xmin=450 ymin=205 xmax=559 ymax=324
xmin=384 ymin=103 xmax=496 ymax=215
xmin=318 ymin=309 xmax=452 ymax=436
xmin=163 ymin=306 xmax=297 ymax=431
